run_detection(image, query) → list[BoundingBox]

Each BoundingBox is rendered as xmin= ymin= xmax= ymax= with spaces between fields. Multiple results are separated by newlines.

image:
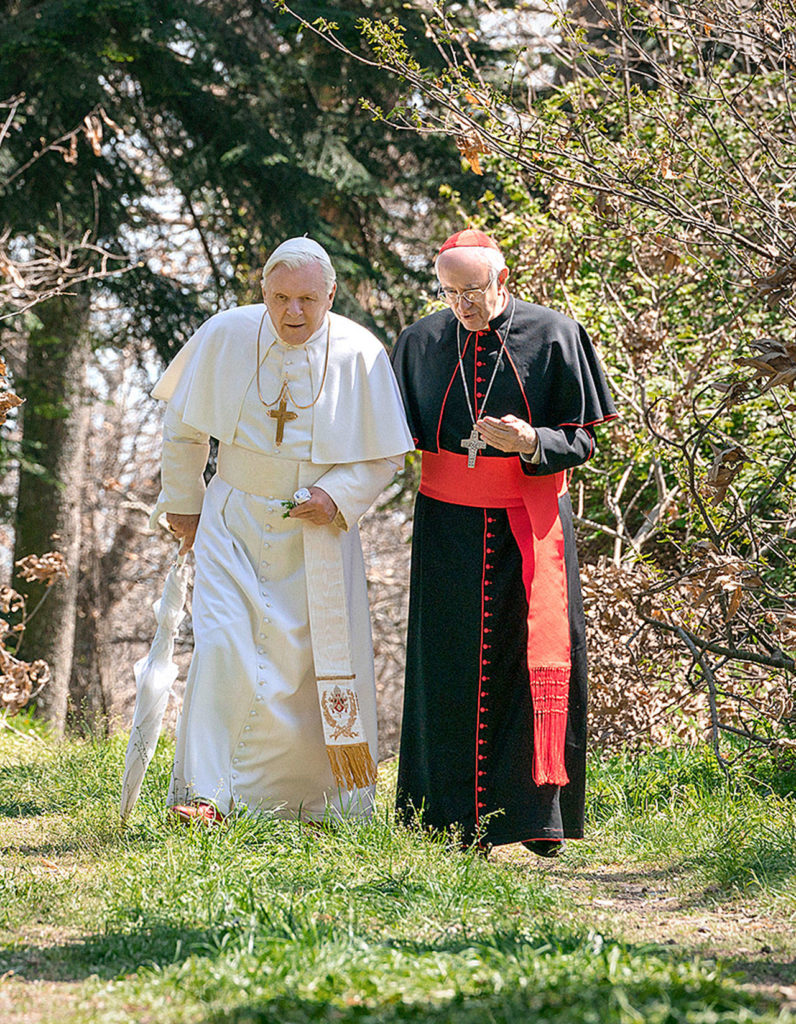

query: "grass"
xmin=582 ymin=746 xmax=796 ymax=908
xmin=1 ymin=718 xmax=795 ymax=1023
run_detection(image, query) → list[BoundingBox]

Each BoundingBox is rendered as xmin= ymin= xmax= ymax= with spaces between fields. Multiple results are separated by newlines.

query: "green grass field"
xmin=2 ymin=717 xmax=795 ymax=1023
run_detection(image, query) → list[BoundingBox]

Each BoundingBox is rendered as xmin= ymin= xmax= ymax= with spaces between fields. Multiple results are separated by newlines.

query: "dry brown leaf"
xmin=712 ymin=379 xmax=749 ymax=405
xmin=0 ymin=654 xmax=50 ymax=716
xmin=456 ymin=131 xmax=487 ymax=175
xmin=705 ymin=445 xmax=747 ymax=504
xmin=98 ymin=107 xmax=123 ymax=136
xmin=63 ymin=133 xmax=78 ymax=165
xmin=82 ymin=113 xmax=103 ymax=157
xmin=0 ymin=390 xmax=24 ymax=425
xmin=15 ymin=551 xmax=69 ymax=587
xmin=663 ymin=250 xmax=680 ymax=272
xmin=726 ymin=587 xmax=742 ymax=621
xmin=463 ymin=91 xmax=488 ymax=109
xmin=0 ymin=258 xmax=25 ymax=289
xmin=659 ymin=153 xmax=675 ymax=179
xmin=0 ymin=587 xmax=24 ymax=615
xmin=620 ymin=309 xmax=667 ymax=369
xmin=736 ymin=337 xmax=796 ymax=392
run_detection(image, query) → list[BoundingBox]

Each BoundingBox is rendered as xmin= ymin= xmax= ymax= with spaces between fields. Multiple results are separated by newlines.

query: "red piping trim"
xmin=504 ymin=343 xmax=532 ymax=423
xmin=520 ymin=835 xmax=574 ymax=842
xmin=435 ymin=334 xmax=471 ymax=451
xmin=473 ymin=332 xmax=480 ymax=419
xmin=557 ymin=413 xmax=618 ymax=428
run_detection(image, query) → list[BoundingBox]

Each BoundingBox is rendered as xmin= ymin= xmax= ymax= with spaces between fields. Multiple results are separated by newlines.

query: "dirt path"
xmin=4 ymin=853 xmax=795 ymax=1023
xmin=495 ymin=847 xmax=796 ymax=1013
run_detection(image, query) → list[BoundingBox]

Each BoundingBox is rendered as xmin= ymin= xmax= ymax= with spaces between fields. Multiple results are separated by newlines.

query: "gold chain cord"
xmin=255 ymin=309 xmax=331 ymax=410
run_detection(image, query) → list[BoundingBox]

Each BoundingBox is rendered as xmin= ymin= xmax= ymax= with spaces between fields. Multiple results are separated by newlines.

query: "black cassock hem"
xmin=391 ymin=305 xmax=613 ymax=848
xmin=396 ymin=491 xmax=588 ymax=847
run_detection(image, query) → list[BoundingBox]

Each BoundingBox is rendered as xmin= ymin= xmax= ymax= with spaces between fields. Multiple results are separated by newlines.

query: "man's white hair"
xmin=262 ymin=236 xmax=336 ymax=292
xmin=435 ymin=245 xmax=507 ymax=278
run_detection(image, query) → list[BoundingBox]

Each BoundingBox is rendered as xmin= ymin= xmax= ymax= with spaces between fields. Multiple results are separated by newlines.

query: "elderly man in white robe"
xmin=150 ymin=237 xmax=413 ymax=825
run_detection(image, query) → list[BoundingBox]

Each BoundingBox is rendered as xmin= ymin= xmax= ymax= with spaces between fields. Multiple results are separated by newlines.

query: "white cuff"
xmin=519 ymin=445 xmax=542 ymax=465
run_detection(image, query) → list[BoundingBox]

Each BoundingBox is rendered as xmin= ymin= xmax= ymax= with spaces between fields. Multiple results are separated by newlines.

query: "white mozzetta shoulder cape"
xmin=152 ymin=305 xmax=413 ymax=464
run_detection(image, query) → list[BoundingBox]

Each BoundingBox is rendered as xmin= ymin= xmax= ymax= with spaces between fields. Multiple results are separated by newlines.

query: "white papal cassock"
xmin=151 ymin=305 xmax=413 ymax=821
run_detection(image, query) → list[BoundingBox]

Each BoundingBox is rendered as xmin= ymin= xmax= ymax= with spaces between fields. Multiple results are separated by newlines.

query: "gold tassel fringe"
xmin=326 ymin=742 xmax=378 ymax=789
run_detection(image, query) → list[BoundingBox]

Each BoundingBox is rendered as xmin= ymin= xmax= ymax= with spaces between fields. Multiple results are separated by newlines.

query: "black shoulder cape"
xmin=391 ymin=299 xmax=616 ymax=456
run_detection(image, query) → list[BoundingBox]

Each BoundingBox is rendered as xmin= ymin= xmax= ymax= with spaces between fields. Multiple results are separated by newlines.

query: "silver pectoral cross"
xmin=461 ymin=427 xmax=486 ymax=468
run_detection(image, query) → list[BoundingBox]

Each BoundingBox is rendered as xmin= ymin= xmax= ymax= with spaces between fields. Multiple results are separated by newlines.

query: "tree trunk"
xmin=68 ymin=499 xmax=111 ymax=735
xmin=69 ymin=503 xmax=137 ymax=735
xmin=13 ymin=291 xmax=91 ymax=736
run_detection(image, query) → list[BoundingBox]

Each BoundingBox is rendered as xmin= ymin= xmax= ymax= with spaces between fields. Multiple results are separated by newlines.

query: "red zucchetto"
xmin=437 ymin=229 xmax=501 ymax=255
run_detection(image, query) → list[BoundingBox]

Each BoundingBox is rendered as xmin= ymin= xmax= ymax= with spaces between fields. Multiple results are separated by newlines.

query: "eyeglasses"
xmin=436 ymin=273 xmax=497 ymax=305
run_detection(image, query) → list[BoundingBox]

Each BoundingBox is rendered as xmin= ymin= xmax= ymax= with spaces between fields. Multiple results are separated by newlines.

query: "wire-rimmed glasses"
xmin=436 ymin=272 xmax=497 ymax=305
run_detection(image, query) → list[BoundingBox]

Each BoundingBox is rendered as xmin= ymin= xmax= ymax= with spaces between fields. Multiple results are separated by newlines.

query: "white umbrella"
xmin=120 ymin=553 xmax=191 ymax=821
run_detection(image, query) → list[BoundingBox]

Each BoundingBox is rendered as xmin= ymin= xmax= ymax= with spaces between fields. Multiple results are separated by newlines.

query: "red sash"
xmin=420 ymin=450 xmax=571 ymax=787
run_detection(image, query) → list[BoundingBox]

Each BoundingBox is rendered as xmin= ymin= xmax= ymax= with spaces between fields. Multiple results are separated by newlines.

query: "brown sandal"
xmin=169 ymin=802 xmax=224 ymax=826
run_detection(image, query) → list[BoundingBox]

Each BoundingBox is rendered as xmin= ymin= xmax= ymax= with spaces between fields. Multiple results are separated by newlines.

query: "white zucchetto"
xmin=263 ymin=236 xmax=335 ymax=281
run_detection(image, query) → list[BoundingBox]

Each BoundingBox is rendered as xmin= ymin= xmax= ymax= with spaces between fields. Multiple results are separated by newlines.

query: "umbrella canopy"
xmin=120 ymin=554 xmax=191 ymax=821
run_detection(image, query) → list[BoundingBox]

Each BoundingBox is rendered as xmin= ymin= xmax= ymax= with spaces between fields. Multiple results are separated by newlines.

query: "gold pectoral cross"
xmin=269 ymin=394 xmax=298 ymax=445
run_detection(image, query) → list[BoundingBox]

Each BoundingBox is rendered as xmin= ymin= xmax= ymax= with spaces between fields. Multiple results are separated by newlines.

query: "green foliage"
xmin=588 ymin=746 xmax=734 ymax=820
xmin=298 ymin=0 xmax=796 ymax=755
xmin=285 ymin=0 xmax=796 ymax=563
xmin=1 ymin=728 xmax=793 ymax=1022
xmin=440 ymin=158 xmax=790 ymax=563
xmin=1 ymin=0 xmax=513 ymax=356
xmin=585 ymin=746 xmax=796 ymax=903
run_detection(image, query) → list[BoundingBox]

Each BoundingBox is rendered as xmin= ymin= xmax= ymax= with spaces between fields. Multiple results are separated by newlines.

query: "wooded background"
xmin=1 ymin=0 xmax=794 ymax=766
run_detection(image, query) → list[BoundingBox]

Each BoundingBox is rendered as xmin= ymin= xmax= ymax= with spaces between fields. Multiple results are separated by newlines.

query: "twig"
xmin=0 ymin=710 xmax=46 ymax=744
xmin=672 ymin=625 xmax=730 ymax=777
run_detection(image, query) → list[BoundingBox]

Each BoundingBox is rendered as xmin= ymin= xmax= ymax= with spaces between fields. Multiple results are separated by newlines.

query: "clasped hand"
xmin=165 ymin=486 xmax=338 ymax=554
xmin=165 ymin=513 xmax=200 ymax=555
xmin=287 ymin=486 xmax=338 ymax=526
xmin=475 ymin=414 xmax=538 ymax=455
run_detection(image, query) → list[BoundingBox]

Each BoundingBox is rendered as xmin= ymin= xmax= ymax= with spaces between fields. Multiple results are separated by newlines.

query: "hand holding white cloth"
xmin=288 ymin=486 xmax=338 ymax=525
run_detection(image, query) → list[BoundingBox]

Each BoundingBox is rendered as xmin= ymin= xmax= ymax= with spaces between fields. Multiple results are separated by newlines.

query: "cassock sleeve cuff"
xmin=519 ymin=444 xmax=542 ymax=465
xmin=314 ymin=456 xmax=404 ymax=532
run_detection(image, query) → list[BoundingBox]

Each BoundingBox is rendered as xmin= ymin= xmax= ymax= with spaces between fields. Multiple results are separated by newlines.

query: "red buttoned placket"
xmin=476 ymin=510 xmax=497 ymax=830
xmin=473 ymin=328 xmax=493 ymax=832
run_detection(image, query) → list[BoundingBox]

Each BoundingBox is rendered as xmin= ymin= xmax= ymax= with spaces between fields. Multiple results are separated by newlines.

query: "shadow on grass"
xmin=9 ymin=822 xmax=143 ymax=859
xmin=5 ymin=920 xmax=785 ymax=1022
xmin=0 ymin=925 xmax=211 ymax=982
xmin=3 ymin=925 xmax=562 ymax=987
xmin=564 ymin=839 xmax=795 ymax=912
xmin=201 ymin=950 xmax=780 ymax=1024
xmin=206 ymin=989 xmax=777 ymax=1024
xmin=671 ymin=831 xmax=796 ymax=907
xmin=0 ymin=799 xmax=46 ymax=818
xmin=723 ymin=956 xmax=796 ymax=988
xmin=0 ymin=761 xmax=53 ymax=818
xmin=562 ymin=865 xmax=677 ymax=885
xmin=8 ymin=819 xmax=147 ymax=860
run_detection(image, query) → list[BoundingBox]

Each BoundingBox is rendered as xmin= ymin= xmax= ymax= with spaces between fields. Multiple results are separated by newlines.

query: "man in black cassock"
xmin=391 ymin=229 xmax=616 ymax=855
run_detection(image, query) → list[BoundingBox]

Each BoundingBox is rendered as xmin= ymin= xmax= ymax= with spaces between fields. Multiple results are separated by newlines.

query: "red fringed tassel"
xmin=529 ymin=667 xmax=570 ymax=787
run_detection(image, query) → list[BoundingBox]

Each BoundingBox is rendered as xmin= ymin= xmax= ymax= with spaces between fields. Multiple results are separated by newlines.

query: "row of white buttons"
xmin=233 ymin=533 xmax=275 ymax=796
xmin=232 ymin=498 xmax=296 ymax=801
